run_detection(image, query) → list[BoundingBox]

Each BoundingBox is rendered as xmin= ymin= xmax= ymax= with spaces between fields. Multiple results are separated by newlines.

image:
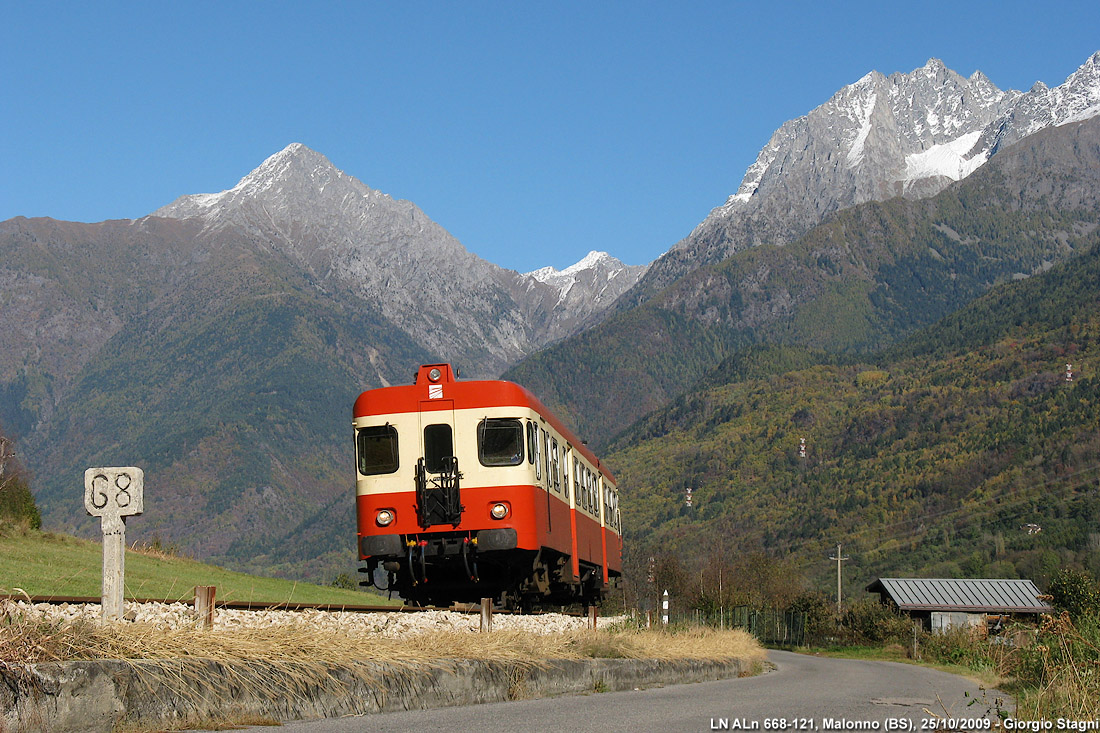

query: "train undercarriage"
xmin=359 ymin=530 xmax=611 ymax=611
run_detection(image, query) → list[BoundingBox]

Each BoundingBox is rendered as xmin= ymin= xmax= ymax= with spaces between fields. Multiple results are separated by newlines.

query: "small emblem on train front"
xmin=428 ymin=384 xmax=443 ymax=399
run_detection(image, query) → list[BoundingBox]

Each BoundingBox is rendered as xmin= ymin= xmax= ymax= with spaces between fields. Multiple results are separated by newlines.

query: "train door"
xmin=416 ymin=400 xmax=461 ymax=527
xmin=598 ymin=475 xmax=610 ymax=585
xmin=541 ymin=427 xmax=552 ymax=532
xmin=567 ymin=451 xmax=580 ymax=580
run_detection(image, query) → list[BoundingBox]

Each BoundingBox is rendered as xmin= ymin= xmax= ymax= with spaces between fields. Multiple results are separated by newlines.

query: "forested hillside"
xmin=608 ymin=230 xmax=1100 ymax=604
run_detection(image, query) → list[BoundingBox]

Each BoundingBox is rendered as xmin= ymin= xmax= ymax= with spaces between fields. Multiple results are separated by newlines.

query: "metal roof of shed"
xmin=865 ymin=578 xmax=1053 ymax=613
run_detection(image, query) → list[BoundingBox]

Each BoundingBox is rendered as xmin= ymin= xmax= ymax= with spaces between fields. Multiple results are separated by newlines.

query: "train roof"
xmin=353 ymin=364 xmax=615 ymax=483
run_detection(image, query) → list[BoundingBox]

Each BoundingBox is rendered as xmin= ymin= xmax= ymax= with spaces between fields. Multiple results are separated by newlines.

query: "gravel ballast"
xmin=8 ymin=600 xmax=622 ymax=634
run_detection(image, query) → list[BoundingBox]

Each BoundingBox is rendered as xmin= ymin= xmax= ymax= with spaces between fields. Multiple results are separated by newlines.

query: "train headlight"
xmin=490 ymin=502 xmax=509 ymax=520
xmin=376 ymin=509 xmax=395 ymax=527
xmin=428 ymin=367 xmax=441 ymax=382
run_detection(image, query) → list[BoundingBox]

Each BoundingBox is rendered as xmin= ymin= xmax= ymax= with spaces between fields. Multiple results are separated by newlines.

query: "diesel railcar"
xmin=354 ymin=364 xmax=622 ymax=608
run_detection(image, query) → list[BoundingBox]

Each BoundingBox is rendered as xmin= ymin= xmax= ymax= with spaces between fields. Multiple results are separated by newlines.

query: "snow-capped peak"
xmin=971 ymin=50 xmax=1100 ymax=159
xmin=524 ymin=251 xmax=648 ymax=307
xmin=526 ymin=251 xmax=616 ymax=283
xmin=921 ymin=58 xmax=947 ymax=75
xmin=154 ymin=143 xmax=354 ymax=218
xmin=563 ymin=250 xmax=615 ymax=276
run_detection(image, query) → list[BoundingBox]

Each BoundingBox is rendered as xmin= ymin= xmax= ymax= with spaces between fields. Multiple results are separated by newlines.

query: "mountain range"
xmin=2 ymin=51 xmax=1098 ymax=586
xmin=508 ymin=52 xmax=1100 ymax=447
xmin=153 ymin=143 xmax=647 ymax=376
xmin=622 ymin=51 xmax=1100 ymax=305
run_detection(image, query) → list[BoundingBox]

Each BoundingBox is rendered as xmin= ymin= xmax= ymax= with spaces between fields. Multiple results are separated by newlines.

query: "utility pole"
xmin=829 ymin=543 xmax=849 ymax=615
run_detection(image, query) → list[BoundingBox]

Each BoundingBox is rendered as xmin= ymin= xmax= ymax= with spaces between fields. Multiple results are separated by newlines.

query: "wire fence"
xmin=667 ymin=605 xmax=808 ymax=646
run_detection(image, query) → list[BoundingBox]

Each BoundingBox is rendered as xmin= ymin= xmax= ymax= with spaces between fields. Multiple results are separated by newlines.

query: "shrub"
xmin=330 ymin=573 xmax=356 ymax=590
xmin=840 ymin=599 xmax=912 ymax=644
xmin=0 ymin=473 xmax=40 ymax=530
xmin=920 ymin=627 xmax=1005 ymax=671
xmin=786 ymin=591 xmax=835 ymax=645
xmin=1048 ymin=569 xmax=1100 ymax=620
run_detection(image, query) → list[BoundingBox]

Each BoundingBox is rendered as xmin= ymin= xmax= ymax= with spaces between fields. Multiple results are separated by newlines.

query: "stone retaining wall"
xmin=1 ymin=656 xmax=750 ymax=732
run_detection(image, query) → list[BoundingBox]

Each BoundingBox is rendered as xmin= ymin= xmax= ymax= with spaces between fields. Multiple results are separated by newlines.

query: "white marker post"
xmin=84 ymin=467 xmax=144 ymax=622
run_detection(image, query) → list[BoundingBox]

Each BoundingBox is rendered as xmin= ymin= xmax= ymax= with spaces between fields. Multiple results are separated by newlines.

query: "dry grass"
xmin=1012 ymin=612 xmax=1100 ymax=719
xmin=2 ymin=599 xmax=764 ymax=724
xmin=2 ymin=602 xmax=764 ymax=668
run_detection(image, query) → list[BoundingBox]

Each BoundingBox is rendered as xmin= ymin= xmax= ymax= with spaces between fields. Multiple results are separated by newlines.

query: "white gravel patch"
xmin=9 ymin=601 xmax=625 ymax=637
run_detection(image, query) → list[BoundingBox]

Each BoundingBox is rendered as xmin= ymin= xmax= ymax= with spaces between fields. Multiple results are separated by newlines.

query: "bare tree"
xmin=0 ymin=434 xmax=14 ymax=482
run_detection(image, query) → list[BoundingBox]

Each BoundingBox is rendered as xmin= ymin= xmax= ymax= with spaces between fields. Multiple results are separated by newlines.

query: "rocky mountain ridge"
xmin=625 ymin=51 xmax=1100 ymax=304
xmin=155 ymin=144 xmax=648 ymax=375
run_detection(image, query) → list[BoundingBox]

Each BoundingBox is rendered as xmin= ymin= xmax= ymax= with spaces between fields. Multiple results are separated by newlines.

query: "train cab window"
xmin=477 ymin=418 xmax=524 ymax=466
xmin=423 ymin=424 xmax=453 ymax=473
xmin=357 ymin=425 xmax=399 ymax=475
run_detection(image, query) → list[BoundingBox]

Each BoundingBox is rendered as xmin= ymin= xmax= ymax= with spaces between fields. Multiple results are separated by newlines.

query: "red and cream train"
xmin=353 ymin=364 xmax=622 ymax=608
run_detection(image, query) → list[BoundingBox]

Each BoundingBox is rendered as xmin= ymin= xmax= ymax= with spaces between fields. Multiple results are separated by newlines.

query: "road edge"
xmin=2 ymin=656 xmax=756 ymax=731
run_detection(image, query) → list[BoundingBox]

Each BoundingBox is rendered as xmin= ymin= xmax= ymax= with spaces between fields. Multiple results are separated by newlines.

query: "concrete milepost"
xmin=83 ymin=467 xmax=144 ymax=621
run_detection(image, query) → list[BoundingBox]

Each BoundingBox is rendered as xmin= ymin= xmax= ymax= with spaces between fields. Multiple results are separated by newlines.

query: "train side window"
xmin=357 ymin=425 xmax=399 ymax=475
xmin=477 ymin=418 xmax=524 ymax=466
xmin=526 ymin=421 xmax=537 ymax=465
xmin=584 ymin=468 xmax=592 ymax=512
xmin=423 ymin=424 xmax=453 ymax=473
xmin=542 ymin=429 xmax=551 ymax=489
xmin=528 ymin=422 xmax=536 ymax=479
xmin=551 ymin=438 xmax=560 ymax=493
xmin=572 ymin=457 xmax=580 ymax=504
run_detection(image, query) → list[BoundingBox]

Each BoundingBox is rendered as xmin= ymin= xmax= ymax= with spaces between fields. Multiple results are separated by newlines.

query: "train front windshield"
xmin=357 ymin=426 xmax=399 ymax=475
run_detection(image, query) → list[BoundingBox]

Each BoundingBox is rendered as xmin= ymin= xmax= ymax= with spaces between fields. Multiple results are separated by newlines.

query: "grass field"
xmin=0 ymin=522 xmax=399 ymax=606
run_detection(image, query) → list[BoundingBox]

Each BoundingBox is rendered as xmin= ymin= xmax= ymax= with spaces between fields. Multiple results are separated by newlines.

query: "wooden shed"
xmin=866 ymin=577 xmax=1053 ymax=634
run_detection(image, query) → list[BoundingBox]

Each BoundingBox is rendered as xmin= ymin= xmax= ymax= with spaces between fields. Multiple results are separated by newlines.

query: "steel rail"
xmin=1 ymin=595 xmax=566 ymax=615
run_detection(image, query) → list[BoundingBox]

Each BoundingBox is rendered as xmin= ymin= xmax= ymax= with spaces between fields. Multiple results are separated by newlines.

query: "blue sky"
xmin=4 ymin=2 xmax=1099 ymax=273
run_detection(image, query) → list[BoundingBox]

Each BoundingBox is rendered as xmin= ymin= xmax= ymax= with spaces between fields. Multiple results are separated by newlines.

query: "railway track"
xmin=1 ymin=594 xmax=563 ymax=615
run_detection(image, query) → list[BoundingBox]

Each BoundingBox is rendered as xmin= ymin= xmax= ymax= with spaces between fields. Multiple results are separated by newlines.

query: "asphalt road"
xmin=242 ymin=650 xmax=1010 ymax=732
